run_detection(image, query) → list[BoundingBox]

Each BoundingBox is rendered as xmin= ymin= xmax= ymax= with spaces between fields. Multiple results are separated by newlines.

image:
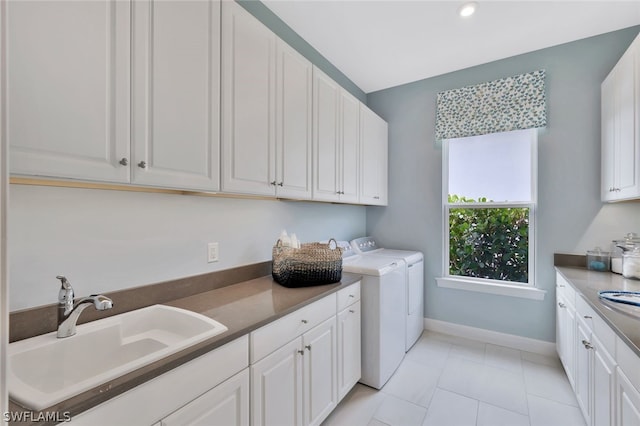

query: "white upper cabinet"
xmin=8 ymin=0 xmax=221 ymax=191
xmin=313 ymin=68 xmax=341 ymax=202
xmin=602 ymin=34 xmax=640 ymax=202
xmin=8 ymin=0 xmax=387 ymax=205
xmin=8 ymin=0 xmax=131 ymax=182
xmin=221 ymin=1 xmax=312 ymax=198
xmin=360 ymin=104 xmax=388 ymax=206
xmin=221 ymin=1 xmax=276 ymax=196
xmin=313 ymin=67 xmax=360 ymax=203
xmin=275 ymin=40 xmax=313 ymax=199
xmin=131 ymin=0 xmax=221 ymax=191
xmin=340 ymin=91 xmax=361 ymax=204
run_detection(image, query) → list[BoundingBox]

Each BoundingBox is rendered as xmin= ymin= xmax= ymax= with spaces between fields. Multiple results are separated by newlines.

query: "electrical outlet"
xmin=207 ymin=242 xmax=219 ymax=263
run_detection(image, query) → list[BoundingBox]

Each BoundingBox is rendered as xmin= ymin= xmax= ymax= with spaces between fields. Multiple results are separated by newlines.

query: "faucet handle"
xmin=89 ymin=294 xmax=114 ymax=311
xmin=56 ymin=275 xmax=72 ymax=290
xmin=56 ymin=275 xmax=74 ymax=314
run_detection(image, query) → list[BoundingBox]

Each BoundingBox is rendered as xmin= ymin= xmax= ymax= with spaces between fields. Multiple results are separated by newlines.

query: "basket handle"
xmin=328 ymin=238 xmax=338 ymax=250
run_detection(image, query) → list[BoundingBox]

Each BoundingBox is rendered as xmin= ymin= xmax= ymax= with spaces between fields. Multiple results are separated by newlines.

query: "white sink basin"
xmin=9 ymin=304 xmax=227 ymax=410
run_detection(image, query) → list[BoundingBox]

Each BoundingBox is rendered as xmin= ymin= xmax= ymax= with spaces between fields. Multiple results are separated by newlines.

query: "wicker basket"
xmin=272 ymin=238 xmax=343 ymax=287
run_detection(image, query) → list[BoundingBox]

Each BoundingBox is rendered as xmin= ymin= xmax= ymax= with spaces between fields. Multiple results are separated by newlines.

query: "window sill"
xmin=436 ymin=276 xmax=546 ymax=301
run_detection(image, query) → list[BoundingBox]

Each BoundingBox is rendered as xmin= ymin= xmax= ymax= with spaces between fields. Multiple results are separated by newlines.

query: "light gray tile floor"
xmin=323 ymin=331 xmax=586 ymax=426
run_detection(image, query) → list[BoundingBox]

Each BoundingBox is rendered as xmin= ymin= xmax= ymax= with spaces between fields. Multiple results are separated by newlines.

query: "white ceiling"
xmin=262 ymin=1 xmax=640 ymax=93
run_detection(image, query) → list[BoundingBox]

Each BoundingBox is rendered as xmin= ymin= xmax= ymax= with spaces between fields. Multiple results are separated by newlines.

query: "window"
xmin=443 ymin=129 xmax=537 ymax=287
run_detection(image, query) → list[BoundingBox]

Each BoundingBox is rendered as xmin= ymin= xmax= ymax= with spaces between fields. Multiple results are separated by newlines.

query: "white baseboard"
xmin=424 ymin=318 xmax=557 ymax=356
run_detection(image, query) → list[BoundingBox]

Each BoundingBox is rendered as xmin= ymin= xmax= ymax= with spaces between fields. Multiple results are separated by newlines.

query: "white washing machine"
xmin=351 ymin=237 xmax=425 ymax=351
xmin=339 ymin=242 xmax=406 ymax=389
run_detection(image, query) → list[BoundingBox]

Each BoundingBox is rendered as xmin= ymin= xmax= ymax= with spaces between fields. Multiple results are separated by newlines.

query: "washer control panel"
xmin=350 ymin=236 xmax=378 ymax=253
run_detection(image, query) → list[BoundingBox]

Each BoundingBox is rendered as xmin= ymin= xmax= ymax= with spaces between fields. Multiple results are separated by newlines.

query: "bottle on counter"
xmin=622 ymin=246 xmax=640 ymax=280
xmin=611 ymin=232 xmax=640 ymax=274
xmin=587 ymin=247 xmax=610 ymax=272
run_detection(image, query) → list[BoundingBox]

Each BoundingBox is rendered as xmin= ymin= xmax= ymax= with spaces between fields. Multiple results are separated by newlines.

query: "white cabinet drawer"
xmin=576 ymin=296 xmax=594 ymax=331
xmin=576 ymin=295 xmax=616 ymax=351
xmin=337 ymin=281 xmax=361 ymax=312
xmin=250 ymin=293 xmax=337 ymax=363
xmin=557 ymin=274 xmax=576 ymax=307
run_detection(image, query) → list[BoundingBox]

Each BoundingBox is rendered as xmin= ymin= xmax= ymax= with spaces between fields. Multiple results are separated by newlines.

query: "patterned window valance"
xmin=435 ymin=69 xmax=547 ymax=140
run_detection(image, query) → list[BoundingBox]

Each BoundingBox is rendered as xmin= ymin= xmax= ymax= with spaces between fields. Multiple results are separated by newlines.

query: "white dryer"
xmin=351 ymin=237 xmax=425 ymax=351
xmin=340 ymin=242 xmax=406 ymax=389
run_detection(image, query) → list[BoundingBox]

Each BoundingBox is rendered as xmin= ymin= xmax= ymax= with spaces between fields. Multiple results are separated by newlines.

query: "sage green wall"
xmin=237 ymin=0 xmax=366 ymax=103
xmin=366 ymin=26 xmax=640 ymax=342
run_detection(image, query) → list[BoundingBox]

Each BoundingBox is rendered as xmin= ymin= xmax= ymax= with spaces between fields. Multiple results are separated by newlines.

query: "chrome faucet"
xmin=56 ymin=275 xmax=114 ymax=338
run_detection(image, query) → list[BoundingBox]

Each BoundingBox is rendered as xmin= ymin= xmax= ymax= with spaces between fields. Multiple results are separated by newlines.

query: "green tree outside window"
xmin=448 ymin=195 xmax=529 ymax=283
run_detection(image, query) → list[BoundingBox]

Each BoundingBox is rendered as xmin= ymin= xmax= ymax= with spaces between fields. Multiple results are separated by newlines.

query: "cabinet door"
xmin=251 ymin=338 xmax=303 ymax=426
xmin=340 ymin=90 xmax=360 ymax=204
xmin=221 ymin=1 xmax=276 ymax=196
xmin=131 ymin=0 xmax=220 ymax=191
xmin=360 ymin=105 xmax=388 ymax=206
xmin=614 ymin=45 xmax=638 ymax=200
xmin=616 ymin=368 xmax=640 ymax=426
xmin=602 ymin=73 xmax=616 ymax=201
xmin=313 ymin=67 xmax=341 ymax=202
xmin=592 ymin=334 xmax=616 ymax=426
xmin=302 ymin=317 xmax=338 ymax=426
xmin=575 ymin=316 xmax=591 ymax=425
xmin=8 ymin=0 xmax=130 ymax=182
xmin=565 ymin=303 xmax=577 ymax=390
xmin=276 ymin=40 xmax=312 ymax=199
xmin=337 ymin=301 xmax=361 ymax=401
xmin=556 ymin=291 xmax=565 ymax=361
xmin=557 ymin=294 xmax=576 ymax=390
xmin=601 ymin=35 xmax=640 ymax=202
xmin=161 ymin=369 xmax=249 ymax=426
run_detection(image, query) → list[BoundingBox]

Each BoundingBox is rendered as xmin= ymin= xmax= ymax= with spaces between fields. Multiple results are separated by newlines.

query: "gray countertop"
xmin=555 ymin=266 xmax=640 ymax=357
xmin=9 ymin=273 xmax=362 ymax=424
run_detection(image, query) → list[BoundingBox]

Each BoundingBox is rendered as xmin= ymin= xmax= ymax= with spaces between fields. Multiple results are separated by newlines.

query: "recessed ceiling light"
xmin=458 ymin=1 xmax=478 ymax=18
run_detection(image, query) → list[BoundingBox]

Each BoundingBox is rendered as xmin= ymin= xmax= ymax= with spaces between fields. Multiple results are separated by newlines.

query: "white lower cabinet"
xmin=592 ymin=333 xmax=616 ymax=426
xmin=159 ymin=369 xmax=249 ymax=426
xmin=303 ymin=317 xmax=338 ymax=426
xmin=250 ymin=316 xmax=338 ymax=426
xmin=251 ymin=313 xmax=338 ymax=426
xmin=251 ymin=337 xmax=304 ymax=426
xmin=337 ymin=300 xmax=361 ymax=400
xmin=616 ymin=368 xmax=640 ymax=426
xmin=575 ymin=315 xmax=592 ymax=424
xmin=250 ymin=282 xmax=361 ymax=426
xmin=556 ymin=272 xmax=640 ymax=426
xmin=556 ymin=276 xmax=576 ymax=389
xmin=616 ymin=335 xmax=640 ymax=426
xmin=573 ymin=295 xmax=617 ymax=426
xmin=69 ymin=336 xmax=249 ymax=426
